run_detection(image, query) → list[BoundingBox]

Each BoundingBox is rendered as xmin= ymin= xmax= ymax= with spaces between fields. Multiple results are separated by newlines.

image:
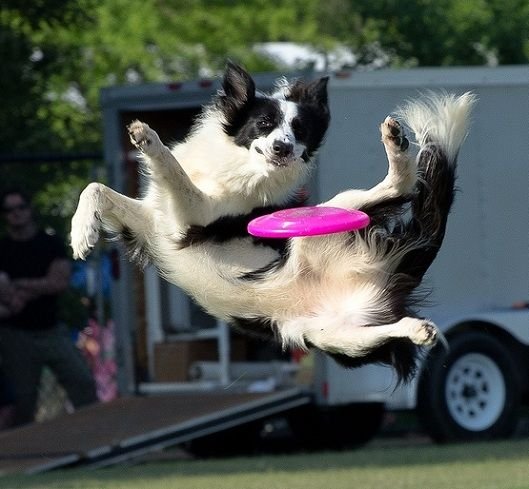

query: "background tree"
xmin=314 ymin=0 xmax=529 ymax=67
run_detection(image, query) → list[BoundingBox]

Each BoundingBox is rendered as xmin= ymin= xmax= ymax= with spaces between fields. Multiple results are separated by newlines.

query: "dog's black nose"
xmin=272 ymin=141 xmax=294 ymax=158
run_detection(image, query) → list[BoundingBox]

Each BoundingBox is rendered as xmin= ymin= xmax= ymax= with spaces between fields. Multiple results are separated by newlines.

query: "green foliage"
xmin=0 ymin=1 xmax=96 ymax=152
xmin=316 ymin=0 xmax=529 ymax=66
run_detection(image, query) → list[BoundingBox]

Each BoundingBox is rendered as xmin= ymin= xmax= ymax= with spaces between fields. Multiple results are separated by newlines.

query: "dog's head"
xmin=216 ymin=62 xmax=330 ymax=169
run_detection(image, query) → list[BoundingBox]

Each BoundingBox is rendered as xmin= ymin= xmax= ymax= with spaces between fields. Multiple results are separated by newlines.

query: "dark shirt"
xmin=0 ymin=230 xmax=68 ymax=330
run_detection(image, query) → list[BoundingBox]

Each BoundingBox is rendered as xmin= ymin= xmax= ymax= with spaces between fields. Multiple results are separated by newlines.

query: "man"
xmin=0 ymin=189 xmax=97 ymax=426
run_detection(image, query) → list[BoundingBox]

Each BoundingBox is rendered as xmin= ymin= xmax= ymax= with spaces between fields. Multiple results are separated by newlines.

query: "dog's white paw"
xmin=70 ymin=183 xmax=102 ymax=260
xmin=408 ymin=319 xmax=438 ymax=346
xmin=381 ymin=116 xmax=416 ymax=195
xmin=381 ymin=116 xmax=409 ymax=152
xmin=127 ymin=120 xmax=163 ymax=157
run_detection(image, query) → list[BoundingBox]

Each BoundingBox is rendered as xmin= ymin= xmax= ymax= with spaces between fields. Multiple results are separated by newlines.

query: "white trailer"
xmin=101 ymin=65 xmax=529 ymax=447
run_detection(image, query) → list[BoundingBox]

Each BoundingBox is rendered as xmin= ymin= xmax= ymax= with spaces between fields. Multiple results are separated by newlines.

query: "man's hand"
xmin=0 ymin=272 xmax=27 ymax=314
xmin=0 ymin=259 xmax=71 ymax=315
xmin=8 ymin=288 xmax=32 ymax=314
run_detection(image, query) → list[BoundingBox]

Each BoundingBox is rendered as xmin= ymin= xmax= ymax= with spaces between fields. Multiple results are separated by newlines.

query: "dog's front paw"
xmin=71 ymin=213 xmax=99 ymax=261
xmin=381 ymin=116 xmax=409 ymax=152
xmin=70 ymin=183 xmax=102 ymax=260
xmin=127 ymin=120 xmax=163 ymax=156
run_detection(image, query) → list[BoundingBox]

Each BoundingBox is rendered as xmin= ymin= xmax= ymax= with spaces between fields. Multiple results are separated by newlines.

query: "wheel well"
xmin=442 ymin=320 xmax=529 ymax=401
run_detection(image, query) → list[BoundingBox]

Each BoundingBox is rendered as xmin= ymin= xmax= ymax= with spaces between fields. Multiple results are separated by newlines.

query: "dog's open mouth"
xmin=268 ymin=154 xmax=295 ymax=167
xmin=270 ymin=158 xmax=292 ymax=167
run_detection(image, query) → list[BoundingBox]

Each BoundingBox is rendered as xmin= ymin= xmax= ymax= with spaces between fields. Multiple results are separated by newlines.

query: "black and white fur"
xmin=71 ymin=63 xmax=475 ymax=382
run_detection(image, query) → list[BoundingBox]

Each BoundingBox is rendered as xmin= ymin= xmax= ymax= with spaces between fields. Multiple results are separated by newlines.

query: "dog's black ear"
xmin=222 ymin=61 xmax=256 ymax=108
xmin=287 ymin=76 xmax=329 ymax=107
xmin=307 ymin=76 xmax=329 ymax=106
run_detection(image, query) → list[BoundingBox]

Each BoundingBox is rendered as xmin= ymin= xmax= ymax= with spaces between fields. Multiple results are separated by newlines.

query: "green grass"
xmin=3 ymin=439 xmax=529 ymax=489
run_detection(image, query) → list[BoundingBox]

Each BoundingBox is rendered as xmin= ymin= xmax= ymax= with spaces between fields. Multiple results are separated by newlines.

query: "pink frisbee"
xmin=248 ymin=206 xmax=370 ymax=238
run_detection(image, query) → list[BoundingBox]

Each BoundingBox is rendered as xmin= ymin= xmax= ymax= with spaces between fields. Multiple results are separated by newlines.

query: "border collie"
xmin=71 ymin=62 xmax=475 ymax=382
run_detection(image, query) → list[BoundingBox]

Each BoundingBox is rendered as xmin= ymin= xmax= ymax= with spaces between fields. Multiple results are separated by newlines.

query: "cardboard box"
xmin=153 ymin=338 xmax=246 ymax=382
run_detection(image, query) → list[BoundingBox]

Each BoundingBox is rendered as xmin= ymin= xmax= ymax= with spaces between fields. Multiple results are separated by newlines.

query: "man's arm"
xmin=13 ymin=258 xmax=72 ymax=297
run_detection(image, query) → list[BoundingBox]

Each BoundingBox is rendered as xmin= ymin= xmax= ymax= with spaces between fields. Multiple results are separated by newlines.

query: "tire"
xmin=418 ymin=331 xmax=521 ymax=442
xmin=288 ymin=402 xmax=385 ymax=450
xmin=185 ymin=420 xmax=262 ymax=458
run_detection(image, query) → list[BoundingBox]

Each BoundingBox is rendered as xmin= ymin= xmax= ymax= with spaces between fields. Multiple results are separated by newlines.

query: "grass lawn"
xmin=3 ymin=439 xmax=529 ymax=489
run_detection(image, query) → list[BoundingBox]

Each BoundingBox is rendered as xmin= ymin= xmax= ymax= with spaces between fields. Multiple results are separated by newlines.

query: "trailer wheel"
xmin=289 ymin=402 xmax=384 ymax=450
xmin=184 ymin=420 xmax=262 ymax=458
xmin=418 ymin=331 xmax=521 ymax=442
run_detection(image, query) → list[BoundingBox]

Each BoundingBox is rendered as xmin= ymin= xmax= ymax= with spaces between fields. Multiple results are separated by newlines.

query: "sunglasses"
xmin=3 ymin=203 xmax=29 ymax=213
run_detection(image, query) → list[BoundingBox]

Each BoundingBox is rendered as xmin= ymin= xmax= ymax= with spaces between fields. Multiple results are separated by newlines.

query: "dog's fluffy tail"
xmin=394 ymin=92 xmax=476 ymax=284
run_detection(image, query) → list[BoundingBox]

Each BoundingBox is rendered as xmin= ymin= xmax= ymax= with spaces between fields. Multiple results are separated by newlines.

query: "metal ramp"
xmin=0 ymin=388 xmax=310 ymax=475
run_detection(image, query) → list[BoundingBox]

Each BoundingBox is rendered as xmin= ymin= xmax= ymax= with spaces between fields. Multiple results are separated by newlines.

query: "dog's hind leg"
xmin=71 ymin=183 xmax=152 ymax=260
xmin=128 ymin=120 xmax=210 ymax=226
xmin=282 ymin=314 xmax=438 ymax=357
xmin=321 ymin=116 xmax=416 ymax=210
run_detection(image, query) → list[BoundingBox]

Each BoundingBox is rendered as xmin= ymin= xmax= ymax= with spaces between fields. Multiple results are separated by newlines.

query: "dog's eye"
xmin=258 ymin=116 xmax=274 ymax=129
xmin=292 ymin=117 xmax=306 ymax=139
